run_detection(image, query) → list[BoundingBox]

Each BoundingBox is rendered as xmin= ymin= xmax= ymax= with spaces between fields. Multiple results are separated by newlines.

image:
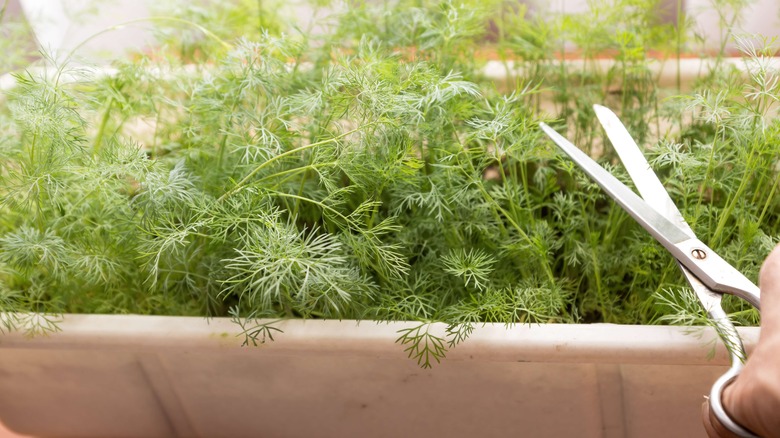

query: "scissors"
xmin=540 ymin=105 xmax=762 ymax=438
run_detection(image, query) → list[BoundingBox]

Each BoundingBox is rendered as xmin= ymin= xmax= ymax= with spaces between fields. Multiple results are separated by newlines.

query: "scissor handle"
xmin=707 ymin=306 xmax=761 ymax=437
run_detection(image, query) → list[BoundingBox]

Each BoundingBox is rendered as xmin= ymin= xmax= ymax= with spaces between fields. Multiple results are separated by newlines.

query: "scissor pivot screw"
xmin=692 ymin=249 xmax=707 ymax=260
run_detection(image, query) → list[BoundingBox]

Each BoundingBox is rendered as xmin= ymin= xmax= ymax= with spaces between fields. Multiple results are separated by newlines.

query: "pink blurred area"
xmin=0 ymin=421 xmax=31 ymax=438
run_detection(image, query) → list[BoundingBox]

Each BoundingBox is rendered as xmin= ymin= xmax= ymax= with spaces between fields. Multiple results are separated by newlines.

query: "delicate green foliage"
xmin=654 ymin=288 xmax=710 ymax=327
xmin=136 ymin=161 xmax=201 ymax=220
xmin=229 ymin=307 xmax=284 ymax=346
xmin=0 ymin=0 xmax=776 ymax=367
xmin=441 ymin=249 xmax=496 ymax=291
xmin=0 ymin=227 xmax=68 ymax=275
xmin=396 ymin=323 xmax=448 ymax=369
xmin=222 ymin=220 xmax=372 ymax=317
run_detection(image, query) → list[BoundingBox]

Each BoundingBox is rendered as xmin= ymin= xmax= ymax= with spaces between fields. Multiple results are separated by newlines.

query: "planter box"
xmin=0 ymin=315 xmax=759 ymax=438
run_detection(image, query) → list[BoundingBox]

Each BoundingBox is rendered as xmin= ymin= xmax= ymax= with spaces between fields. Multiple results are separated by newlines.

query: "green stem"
xmin=291 ymin=129 xmax=320 ymax=218
xmin=292 ymin=170 xmax=309 ymax=219
xmin=711 ymin=145 xmax=759 ymax=247
xmin=757 ymin=172 xmax=780 ymax=226
xmin=92 ymin=96 xmax=114 ymax=157
xmin=694 ymin=121 xmax=723 ymax=222
xmin=218 ymin=123 xmax=374 ymax=202
xmin=267 ymin=191 xmax=352 ymax=225
xmin=366 ymin=182 xmax=386 ymax=230
xmin=496 ymin=157 xmax=517 ymax=216
xmin=582 ymin=200 xmax=608 ymax=322
xmin=477 ymin=181 xmax=555 ymax=285
xmin=216 ymin=116 xmax=232 ymax=171
xmin=258 ymin=162 xmax=338 ymax=185
xmin=217 ymin=88 xmax=247 ymax=171
xmin=152 ymin=105 xmax=162 ymax=158
xmin=29 ymin=133 xmax=37 ymax=165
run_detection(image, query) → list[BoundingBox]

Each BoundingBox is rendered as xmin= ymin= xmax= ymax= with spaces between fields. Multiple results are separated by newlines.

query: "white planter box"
xmin=0 ymin=315 xmax=759 ymax=437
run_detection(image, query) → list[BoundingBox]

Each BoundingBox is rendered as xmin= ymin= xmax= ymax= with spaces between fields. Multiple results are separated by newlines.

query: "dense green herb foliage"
xmin=1 ymin=0 xmax=777 ymax=366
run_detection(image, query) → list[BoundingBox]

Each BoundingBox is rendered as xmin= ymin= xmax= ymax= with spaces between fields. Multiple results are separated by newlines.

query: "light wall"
xmin=9 ymin=0 xmax=780 ymax=64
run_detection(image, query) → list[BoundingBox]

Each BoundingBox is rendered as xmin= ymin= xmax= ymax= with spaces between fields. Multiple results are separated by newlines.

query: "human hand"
xmin=703 ymin=243 xmax=780 ymax=437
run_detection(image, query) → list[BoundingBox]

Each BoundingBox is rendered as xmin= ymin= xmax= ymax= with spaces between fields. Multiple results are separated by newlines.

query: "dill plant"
xmin=0 ymin=0 xmax=777 ymax=367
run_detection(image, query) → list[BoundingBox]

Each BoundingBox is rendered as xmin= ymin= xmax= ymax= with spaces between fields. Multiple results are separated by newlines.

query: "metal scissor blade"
xmin=593 ymin=105 xmax=746 ymax=357
xmin=593 ymin=105 xmax=716 ymax=302
xmin=546 ymin=114 xmax=761 ymax=437
xmin=593 ymin=104 xmax=694 ymax=238
xmin=592 ymin=105 xmax=760 ymax=308
xmin=540 ymin=122 xmax=761 ymax=309
xmin=540 ymin=122 xmax=691 ymax=245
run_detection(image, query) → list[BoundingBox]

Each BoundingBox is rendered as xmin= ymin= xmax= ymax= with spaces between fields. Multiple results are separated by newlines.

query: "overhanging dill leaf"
xmin=445 ymin=322 xmax=475 ymax=348
xmin=229 ymin=307 xmax=284 ymax=347
xmin=396 ymin=322 xmax=447 ymax=369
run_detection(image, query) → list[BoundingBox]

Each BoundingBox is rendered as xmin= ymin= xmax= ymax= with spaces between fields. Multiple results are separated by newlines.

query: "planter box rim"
xmin=0 ymin=313 xmax=759 ymax=366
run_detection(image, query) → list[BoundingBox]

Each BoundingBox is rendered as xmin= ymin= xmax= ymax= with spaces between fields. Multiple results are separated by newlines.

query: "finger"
xmin=702 ymin=400 xmax=741 ymax=438
xmin=759 ymin=243 xmax=780 ymax=301
xmin=758 ymin=243 xmax=780 ymax=344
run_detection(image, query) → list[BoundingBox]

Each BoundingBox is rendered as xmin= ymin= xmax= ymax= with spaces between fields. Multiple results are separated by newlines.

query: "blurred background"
xmin=3 ymin=0 xmax=780 ymax=71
